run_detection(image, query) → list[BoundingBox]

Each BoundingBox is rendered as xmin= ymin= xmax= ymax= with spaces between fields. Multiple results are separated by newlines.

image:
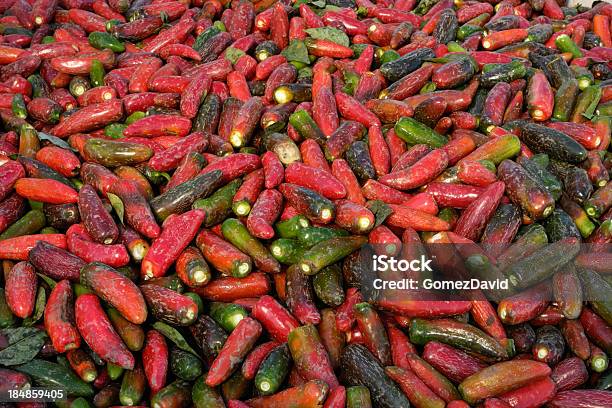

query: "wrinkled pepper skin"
xmin=498 ymin=159 xmax=555 ymax=221
xmin=29 ymin=240 xmax=84 ymax=281
xmin=140 ymin=283 xmax=198 ymax=326
xmin=0 ymin=194 xmax=27 ymax=235
xmin=78 ymin=184 xmax=119 ymax=244
xmin=527 ymin=70 xmax=554 ymax=122
xmin=195 ymin=272 xmax=271 ymax=302
xmin=284 ymin=162 xmax=346 ymax=200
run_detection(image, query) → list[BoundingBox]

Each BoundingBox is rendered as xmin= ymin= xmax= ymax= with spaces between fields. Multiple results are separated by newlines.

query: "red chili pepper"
xmin=242 ymin=341 xmax=280 ymax=380
xmin=227 ymin=70 xmax=251 ymax=101
xmin=246 ymin=380 xmax=329 ymax=408
xmin=251 ymin=295 xmax=299 ymax=343
xmin=206 ymin=317 xmax=262 ymax=387
xmin=0 ymin=194 xmax=26 ymax=235
xmin=0 ymin=160 xmax=24 ymax=202
xmin=286 ymin=264 xmax=321 ymax=324
xmin=421 ymin=12 xmax=443 ymax=35
xmin=457 ymin=160 xmax=497 ymax=187
xmin=148 ymin=76 xmax=191 ymax=93
xmin=5 ymin=261 xmax=37 ymax=318
xmin=92 ymin=0 xmax=125 ymax=22
xmin=546 ymin=122 xmax=601 ymax=150
xmin=246 ymin=188 xmax=283 ymax=239
xmin=299 ymin=3 xmax=324 ymax=28
xmin=285 ymin=162 xmax=346 ymax=200
xmin=142 ymin=209 xmax=205 ymax=279
xmin=180 ymin=70 xmax=212 ymax=118
xmin=380 ymin=149 xmax=449 ymax=190
xmin=498 ymin=283 xmax=550 ymax=325
xmin=0 ymin=45 xmax=27 ymax=65
xmin=593 ymin=14 xmax=612 ymax=47
xmin=14 ymin=177 xmax=78 ymax=204
xmin=148 ymin=132 xmax=208 ymax=172
xmin=312 ymin=86 xmax=339 ymax=137
xmin=454 ymin=181 xmax=505 ymax=241
xmin=142 ymin=329 xmax=168 ymax=394
xmin=335 ymin=200 xmax=374 ymax=234
xmin=423 ymin=341 xmax=488 ymax=383
xmin=300 ymin=139 xmax=331 ymax=173
xmin=365 ymin=124 xmax=390 ymax=177
xmin=50 ymin=49 xmax=114 ymax=75
xmin=324 ymin=11 xmax=368 ymax=36
xmin=66 ymin=224 xmax=129 ymax=267
xmin=229 ymin=97 xmax=265 ymax=147
xmin=108 ymin=179 xmax=160 ymax=240
xmin=580 ymin=307 xmax=612 ymax=355
xmin=51 ymin=99 xmax=124 ymax=137
xmin=288 ymin=324 xmax=339 ymax=389
xmin=526 ymin=70 xmax=554 ymax=122
xmin=386 ymin=366 xmax=447 ymax=408
xmin=335 ymin=91 xmax=381 ymax=128
xmin=128 ymin=58 xmax=163 ymax=94
xmin=231 ymin=168 xmax=264 ymax=217
xmin=195 ymin=272 xmax=270 ymax=302
xmin=305 ymin=38 xmax=353 ymax=58
xmin=255 ymin=55 xmax=286 ymax=81
xmin=481 ymin=28 xmax=528 ymax=50
xmin=551 ymin=356 xmax=589 ymax=392
xmin=458 ymin=2 xmax=494 ymax=23
xmin=234 ymin=54 xmax=258 ymax=80
xmin=77 ymin=86 xmax=117 ymax=107
xmin=270 ymin=2 xmax=289 ymax=49
xmin=261 ymin=151 xmax=283 ymax=189
xmin=361 ymin=180 xmax=410 ymax=205
xmin=201 ymin=152 xmax=261 ymax=183
xmin=75 ymin=294 xmax=135 ymax=369
xmin=403 ymin=192 xmax=438 ymax=215
xmin=143 ymin=16 xmax=196 ymax=53
xmin=44 ymin=280 xmax=80 ymax=353
xmin=123 ymin=114 xmax=192 ymax=138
